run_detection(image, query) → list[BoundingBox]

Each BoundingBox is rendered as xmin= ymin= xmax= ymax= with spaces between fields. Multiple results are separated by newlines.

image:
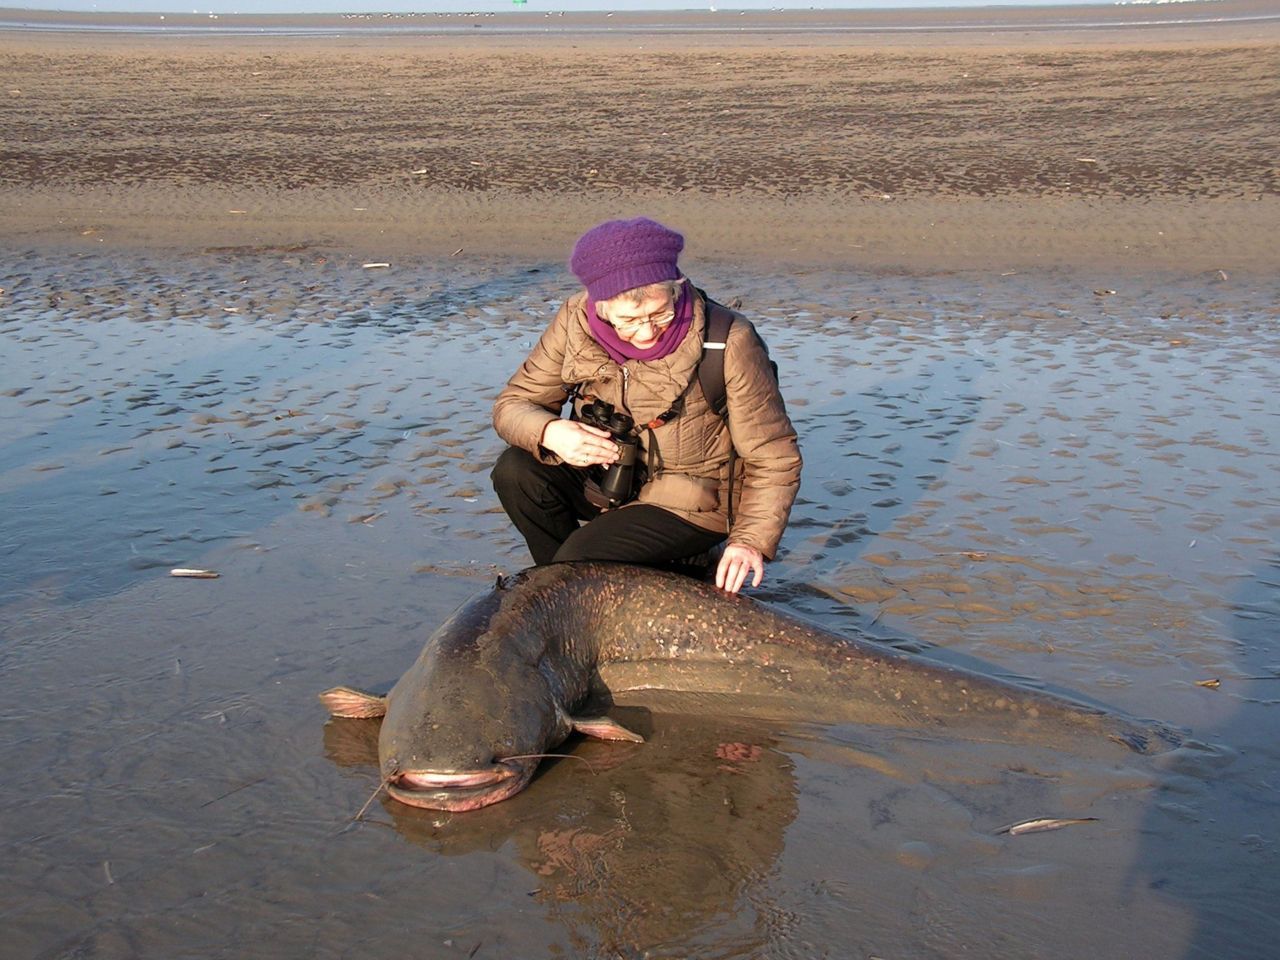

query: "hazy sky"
xmin=5 ymin=0 xmax=1125 ymax=14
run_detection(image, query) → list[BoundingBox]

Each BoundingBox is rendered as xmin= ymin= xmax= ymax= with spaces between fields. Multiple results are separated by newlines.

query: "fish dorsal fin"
xmin=571 ymin=715 xmax=644 ymax=743
xmin=319 ymin=686 xmax=388 ymax=719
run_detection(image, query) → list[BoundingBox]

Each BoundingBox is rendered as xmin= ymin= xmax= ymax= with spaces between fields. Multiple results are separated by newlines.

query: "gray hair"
xmin=597 ymin=278 xmax=685 ymax=312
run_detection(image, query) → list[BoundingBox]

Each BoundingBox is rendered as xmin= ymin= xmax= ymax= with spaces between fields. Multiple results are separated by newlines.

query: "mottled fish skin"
xmin=518 ymin=563 xmax=1176 ymax=748
xmin=324 ymin=562 xmax=1180 ymax=811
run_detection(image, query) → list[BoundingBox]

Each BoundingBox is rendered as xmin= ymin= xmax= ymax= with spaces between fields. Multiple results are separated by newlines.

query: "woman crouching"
xmin=491 ymin=217 xmax=801 ymax=594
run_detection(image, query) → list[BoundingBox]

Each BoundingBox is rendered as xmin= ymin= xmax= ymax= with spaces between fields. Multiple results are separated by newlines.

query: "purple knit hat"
xmin=569 ymin=217 xmax=684 ymax=302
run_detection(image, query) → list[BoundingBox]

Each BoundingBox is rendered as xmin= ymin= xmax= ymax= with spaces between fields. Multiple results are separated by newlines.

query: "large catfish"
xmin=320 ymin=562 xmax=1177 ymax=812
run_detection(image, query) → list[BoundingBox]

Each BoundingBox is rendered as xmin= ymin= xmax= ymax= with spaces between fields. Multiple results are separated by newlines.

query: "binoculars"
xmin=578 ymin=398 xmax=640 ymax=509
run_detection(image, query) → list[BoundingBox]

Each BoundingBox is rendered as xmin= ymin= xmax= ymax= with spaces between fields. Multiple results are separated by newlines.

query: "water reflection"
xmin=325 ymin=707 xmax=798 ymax=955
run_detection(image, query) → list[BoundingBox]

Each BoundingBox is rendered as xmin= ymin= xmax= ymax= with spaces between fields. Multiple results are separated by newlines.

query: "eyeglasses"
xmin=609 ymin=309 xmax=676 ymax=336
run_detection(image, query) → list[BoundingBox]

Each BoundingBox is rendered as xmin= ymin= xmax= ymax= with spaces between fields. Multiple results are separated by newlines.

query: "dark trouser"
xmin=491 ymin=446 xmax=725 ymax=568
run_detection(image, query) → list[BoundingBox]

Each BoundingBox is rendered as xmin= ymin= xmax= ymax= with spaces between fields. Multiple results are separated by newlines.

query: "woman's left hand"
xmin=715 ymin=543 xmax=765 ymax=594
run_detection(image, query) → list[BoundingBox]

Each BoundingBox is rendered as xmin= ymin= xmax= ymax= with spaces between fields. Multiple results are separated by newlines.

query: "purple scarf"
xmin=585 ymin=281 xmax=694 ymax=365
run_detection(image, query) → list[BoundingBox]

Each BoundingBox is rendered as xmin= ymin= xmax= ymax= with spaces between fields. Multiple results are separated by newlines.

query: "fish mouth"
xmin=385 ymin=760 xmax=537 ymax=812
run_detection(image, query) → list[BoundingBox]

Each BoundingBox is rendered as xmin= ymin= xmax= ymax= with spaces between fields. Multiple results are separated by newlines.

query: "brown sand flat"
xmin=0 ymin=1 xmax=1278 ymax=272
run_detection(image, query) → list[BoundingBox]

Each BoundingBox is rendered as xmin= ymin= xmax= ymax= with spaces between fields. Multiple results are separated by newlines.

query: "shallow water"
xmin=1 ymin=247 xmax=1277 ymax=959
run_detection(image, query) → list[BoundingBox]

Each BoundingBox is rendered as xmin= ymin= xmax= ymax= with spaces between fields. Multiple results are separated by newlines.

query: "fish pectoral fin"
xmin=319 ymin=686 xmax=388 ymax=719
xmin=571 ymin=715 xmax=645 ymax=743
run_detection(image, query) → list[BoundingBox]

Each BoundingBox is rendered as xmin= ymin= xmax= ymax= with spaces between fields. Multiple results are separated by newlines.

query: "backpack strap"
xmin=646 ymin=297 xmax=743 ymax=533
xmin=699 ymin=299 xmax=737 ymax=530
xmin=699 ymin=300 xmax=734 ymax=419
xmin=646 ymin=297 xmax=733 ymax=430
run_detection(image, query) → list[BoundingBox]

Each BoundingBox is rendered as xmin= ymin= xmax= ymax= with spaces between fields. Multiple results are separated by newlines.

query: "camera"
xmin=577 ymin=398 xmax=640 ymax=509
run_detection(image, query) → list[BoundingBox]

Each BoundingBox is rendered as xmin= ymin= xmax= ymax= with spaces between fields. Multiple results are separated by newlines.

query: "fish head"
xmin=376 ymin=640 xmax=572 ymax=812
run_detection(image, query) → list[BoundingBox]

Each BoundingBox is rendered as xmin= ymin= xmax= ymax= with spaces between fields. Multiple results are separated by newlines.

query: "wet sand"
xmin=2 ymin=248 xmax=1278 ymax=959
xmin=2 ymin=5 xmax=1279 ymax=960
xmin=2 ymin=0 xmax=1278 ymax=273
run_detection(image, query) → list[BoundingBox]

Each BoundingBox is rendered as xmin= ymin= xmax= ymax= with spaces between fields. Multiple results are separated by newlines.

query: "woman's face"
xmin=600 ymin=291 xmax=677 ymax=350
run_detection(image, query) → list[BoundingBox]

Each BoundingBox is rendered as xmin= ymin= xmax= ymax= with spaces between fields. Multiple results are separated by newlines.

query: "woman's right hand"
xmin=541 ymin=419 xmax=620 ymax=468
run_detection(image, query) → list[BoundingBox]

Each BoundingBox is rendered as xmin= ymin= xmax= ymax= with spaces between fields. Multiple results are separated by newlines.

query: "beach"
xmin=2 ymin=0 xmax=1278 ymax=272
xmin=2 ymin=4 xmax=1279 ymax=959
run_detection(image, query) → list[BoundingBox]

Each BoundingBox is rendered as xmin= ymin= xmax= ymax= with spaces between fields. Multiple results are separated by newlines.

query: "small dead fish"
xmin=995 ymin=816 xmax=1099 ymax=836
xmin=361 ymin=262 xmax=391 ymax=270
xmin=1195 ymin=678 xmax=1221 ymax=689
xmin=170 ymin=568 xmax=220 ymax=579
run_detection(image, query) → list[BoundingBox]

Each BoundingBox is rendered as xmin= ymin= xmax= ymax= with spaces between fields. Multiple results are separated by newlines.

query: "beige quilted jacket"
xmin=492 ymin=287 xmax=801 ymax=558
